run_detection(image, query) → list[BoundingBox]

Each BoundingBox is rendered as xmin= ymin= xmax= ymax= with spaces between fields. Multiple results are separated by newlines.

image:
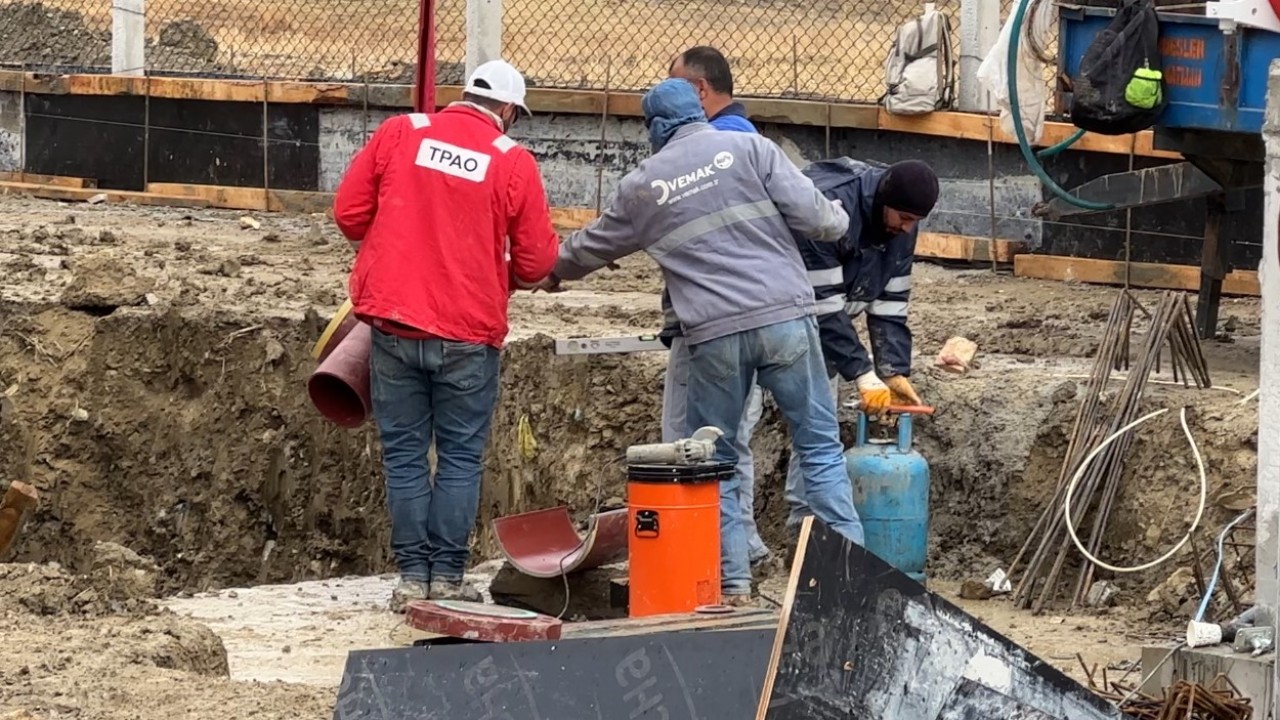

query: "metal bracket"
xmin=1034 ymin=162 xmax=1223 ymax=219
xmin=1206 ymin=0 xmax=1280 ymax=33
xmin=553 ymin=335 xmax=667 ymax=355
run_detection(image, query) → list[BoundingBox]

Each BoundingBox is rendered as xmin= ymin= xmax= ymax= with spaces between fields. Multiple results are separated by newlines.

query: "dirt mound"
xmin=0 ymin=542 xmax=160 ymax=616
xmin=60 ymin=254 xmax=156 ymax=312
xmin=157 ymin=20 xmax=218 ymax=63
xmin=149 ymin=20 xmax=239 ymax=75
xmin=0 ymin=2 xmax=110 ymax=69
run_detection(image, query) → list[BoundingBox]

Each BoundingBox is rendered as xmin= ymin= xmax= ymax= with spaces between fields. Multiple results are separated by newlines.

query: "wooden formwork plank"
xmin=0 ymin=181 xmax=210 ymax=208
xmin=0 ymin=69 xmax=1180 ymax=161
xmin=0 ymin=172 xmax=96 ymax=188
xmin=1014 ymin=254 xmax=1260 ymax=296
xmin=146 ymin=183 xmax=333 ymax=214
xmin=916 ymin=233 xmax=1025 ymax=264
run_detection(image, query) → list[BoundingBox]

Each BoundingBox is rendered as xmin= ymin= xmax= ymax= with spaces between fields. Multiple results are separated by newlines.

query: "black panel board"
xmin=24 ymin=95 xmax=318 ymax=191
xmin=769 ymin=123 xmax=1264 ymax=264
xmin=1036 ymin=149 xmax=1264 ymax=269
xmin=333 ymin=627 xmax=772 ymax=720
xmin=145 ymin=98 xmax=318 ymax=190
xmin=761 ymin=519 xmax=1125 ymax=720
xmin=24 ymin=94 xmax=146 ymax=190
xmin=936 ymin=679 xmax=1059 ymax=720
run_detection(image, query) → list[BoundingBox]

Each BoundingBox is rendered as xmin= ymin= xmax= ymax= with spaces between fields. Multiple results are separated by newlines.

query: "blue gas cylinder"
xmin=845 ymin=411 xmax=930 ymax=585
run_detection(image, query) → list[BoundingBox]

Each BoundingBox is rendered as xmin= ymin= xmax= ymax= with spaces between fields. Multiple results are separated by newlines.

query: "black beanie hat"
xmin=878 ymin=160 xmax=940 ymax=217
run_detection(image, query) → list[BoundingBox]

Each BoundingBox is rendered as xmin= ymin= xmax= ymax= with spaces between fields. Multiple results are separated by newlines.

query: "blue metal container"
xmin=846 ymin=412 xmax=930 ymax=585
xmin=1058 ymin=6 xmax=1280 ymax=134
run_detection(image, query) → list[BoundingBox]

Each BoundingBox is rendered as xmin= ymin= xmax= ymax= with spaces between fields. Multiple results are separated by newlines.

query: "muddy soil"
xmin=0 ymin=194 xmax=1263 ymax=717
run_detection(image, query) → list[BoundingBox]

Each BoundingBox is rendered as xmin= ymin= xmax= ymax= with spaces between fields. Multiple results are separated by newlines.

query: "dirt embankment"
xmin=0 ymin=195 xmax=1263 ymax=606
xmin=0 ymin=193 xmax=1264 ymax=718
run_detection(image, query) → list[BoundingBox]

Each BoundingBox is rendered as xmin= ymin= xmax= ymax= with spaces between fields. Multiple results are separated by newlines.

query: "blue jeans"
xmin=686 ymin=316 xmax=865 ymax=595
xmin=662 ymin=337 xmax=771 ymax=562
xmin=369 ymin=329 xmax=500 ymax=583
xmin=784 ymin=373 xmax=842 ymax=530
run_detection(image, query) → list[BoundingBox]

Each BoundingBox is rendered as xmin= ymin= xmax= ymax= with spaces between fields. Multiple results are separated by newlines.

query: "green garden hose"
xmin=1007 ymin=0 xmax=1117 ymax=211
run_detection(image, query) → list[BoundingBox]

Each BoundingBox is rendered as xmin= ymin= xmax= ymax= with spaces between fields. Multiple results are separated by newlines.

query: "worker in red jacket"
xmin=332 ymin=59 xmax=560 ymax=611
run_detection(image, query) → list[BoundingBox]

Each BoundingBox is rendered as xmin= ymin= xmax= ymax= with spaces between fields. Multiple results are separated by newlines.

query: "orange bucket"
xmin=626 ymin=461 xmax=733 ymax=617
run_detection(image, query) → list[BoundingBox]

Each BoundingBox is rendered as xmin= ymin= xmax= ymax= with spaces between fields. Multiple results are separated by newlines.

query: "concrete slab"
xmin=1140 ymin=644 xmax=1275 ymax=720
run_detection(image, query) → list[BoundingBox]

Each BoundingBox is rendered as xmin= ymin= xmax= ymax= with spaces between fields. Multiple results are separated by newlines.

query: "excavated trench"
xmin=0 ymin=300 xmax=1261 ymax=611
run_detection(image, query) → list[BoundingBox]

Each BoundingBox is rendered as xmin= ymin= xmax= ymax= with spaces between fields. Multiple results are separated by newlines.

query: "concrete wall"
xmin=0 ymin=90 xmax=19 ymax=172
xmin=310 ymin=106 xmax=1044 ymax=242
xmin=318 ymin=107 xmax=397 ymax=192
xmin=0 ymin=92 xmax=1263 ymax=268
xmin=1260 ymin=64 xmax=1280 ymax=715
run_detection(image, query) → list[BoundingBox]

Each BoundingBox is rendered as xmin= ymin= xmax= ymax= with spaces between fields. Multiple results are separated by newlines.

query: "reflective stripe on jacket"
xmin=334 ymin=104 xmax=560 ymax=348
xmin=794 ymin=158 xmax=916 ymax=380
xmin=555 ymin=123 xmax=848 ymax=345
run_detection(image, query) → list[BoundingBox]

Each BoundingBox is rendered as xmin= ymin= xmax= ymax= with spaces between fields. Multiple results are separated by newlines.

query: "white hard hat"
xmin=464 ymin=60 xmax=531 ymax=116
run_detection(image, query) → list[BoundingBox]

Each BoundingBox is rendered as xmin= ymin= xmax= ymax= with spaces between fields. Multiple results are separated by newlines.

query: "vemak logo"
xmin=415 ymin=138 xmax=491 ymax=183
xmin=651 ymin=152 xmax=735 ymax=205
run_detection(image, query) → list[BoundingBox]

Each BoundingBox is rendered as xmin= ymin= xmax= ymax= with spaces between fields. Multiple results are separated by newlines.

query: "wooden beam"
xmin=146 ymin=182 xmax=267 ymax=210
xmin=145 ymin=183 xmax=333 ymax=214
xmin=0 ymin=171 xmax=96 ymax=188
xmin=0 ymin=70 xmax=1178 ymax=160
xmin=550 ymin=207 xmax=600 ymax=232
xmin=1014 ymin=254 xmax=1260 ymax=296
xmin=916 ymin=233 xmax=1024 ymax=264
xmin=874 ymin=108 xmax=1181 ymax=160
xmin=0 ymin=181 xmax=211 ymax=208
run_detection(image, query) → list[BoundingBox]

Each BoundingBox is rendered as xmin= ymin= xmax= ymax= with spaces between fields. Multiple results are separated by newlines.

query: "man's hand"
xmin=533 ymin=273 xmax=565 ymax=293
xmin=855 ymin=372 xmax=891 ymax=415
xmin=884 ymin=375 xmax=922 ymax=406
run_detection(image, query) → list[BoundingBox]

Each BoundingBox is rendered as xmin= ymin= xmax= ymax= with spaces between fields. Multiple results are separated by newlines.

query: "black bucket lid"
xmin=626 ymin=461 xmax=736 ymax=483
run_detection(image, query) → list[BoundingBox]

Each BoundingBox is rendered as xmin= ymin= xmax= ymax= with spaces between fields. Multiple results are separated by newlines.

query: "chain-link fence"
xmin=0 ymin=0 xmax=1065 ymax=105
xmin=0 ymin=0 xmax=438 ymax=80
xmin=506 ymin=0 xmax=959 ymax=101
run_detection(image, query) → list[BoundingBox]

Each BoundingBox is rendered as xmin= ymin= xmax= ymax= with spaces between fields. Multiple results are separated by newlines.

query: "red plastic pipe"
xmin=307 ymin=321 xmax=372 ymax=428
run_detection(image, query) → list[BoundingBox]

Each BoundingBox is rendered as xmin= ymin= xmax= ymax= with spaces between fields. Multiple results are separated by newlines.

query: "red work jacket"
xmin=333 ymin=104 xmax=560 ymax=348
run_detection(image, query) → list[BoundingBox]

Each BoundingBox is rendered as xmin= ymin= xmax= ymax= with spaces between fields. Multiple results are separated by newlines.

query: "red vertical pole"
xmin=414 ymin=0 xmax=437 ymax=112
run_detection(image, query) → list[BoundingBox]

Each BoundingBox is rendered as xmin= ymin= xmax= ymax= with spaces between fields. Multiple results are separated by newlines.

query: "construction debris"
xmin=1089 ymin=674 xmax=1252 ymax=720
xmin=1008 ymin=292 xmax=1212 ymax=613
xmin=935 ymin=336 xmax=978 ymax=373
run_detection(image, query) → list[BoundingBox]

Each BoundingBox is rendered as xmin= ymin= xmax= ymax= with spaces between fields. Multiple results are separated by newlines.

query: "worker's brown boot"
xmin=722 ymin=593 xmax=756 ymax=608
xmin=429 ymin=579 xmax=482 ymax=603
xmin=389 ymin=578 xmax=430 ymax=613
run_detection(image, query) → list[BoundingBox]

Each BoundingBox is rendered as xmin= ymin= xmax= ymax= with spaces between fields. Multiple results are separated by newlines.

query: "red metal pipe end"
xmin=307 ymin=321 xmax=372 ymax=428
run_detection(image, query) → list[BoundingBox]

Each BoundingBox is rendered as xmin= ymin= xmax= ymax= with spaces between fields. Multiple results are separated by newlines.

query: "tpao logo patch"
xmin=650 ymin=152 xmax=735 ymax=206
xmin=415 ymin=138 xmax=492 ymax=183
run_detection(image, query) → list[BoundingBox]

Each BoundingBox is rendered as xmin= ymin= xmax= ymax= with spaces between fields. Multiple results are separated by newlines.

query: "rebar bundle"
xmin=1007 ymin=291 xmax=1211 ymax=613
xmin=1091 ymin=674 xmax=1253 ymax=720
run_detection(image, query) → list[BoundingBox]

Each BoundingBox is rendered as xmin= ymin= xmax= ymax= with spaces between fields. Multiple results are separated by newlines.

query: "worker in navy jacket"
xmin=784 ymin=157 xmax=940 ymax=531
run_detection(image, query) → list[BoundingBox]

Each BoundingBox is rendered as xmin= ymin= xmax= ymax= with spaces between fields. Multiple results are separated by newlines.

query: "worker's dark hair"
xmin=462 ymin=89 xmax=509 ymax=113
xmin=672 ymin=46 xmax=734 ymax=96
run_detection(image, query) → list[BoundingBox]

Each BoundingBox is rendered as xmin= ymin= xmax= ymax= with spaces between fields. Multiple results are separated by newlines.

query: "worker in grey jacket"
xmin=539 ymin=78 xmax=866 ymax=603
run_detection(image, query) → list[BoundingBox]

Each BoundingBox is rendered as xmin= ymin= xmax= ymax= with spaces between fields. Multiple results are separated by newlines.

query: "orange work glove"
xmin=884 ymin=375 xmax=922 ymax=406
xmin=855 ymin=372 xmax=891 ymax=415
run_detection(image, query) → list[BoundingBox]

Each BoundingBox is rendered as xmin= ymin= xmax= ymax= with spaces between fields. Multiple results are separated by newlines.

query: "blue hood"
xmin=642 ymin=79 xmax=708 ymax=152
